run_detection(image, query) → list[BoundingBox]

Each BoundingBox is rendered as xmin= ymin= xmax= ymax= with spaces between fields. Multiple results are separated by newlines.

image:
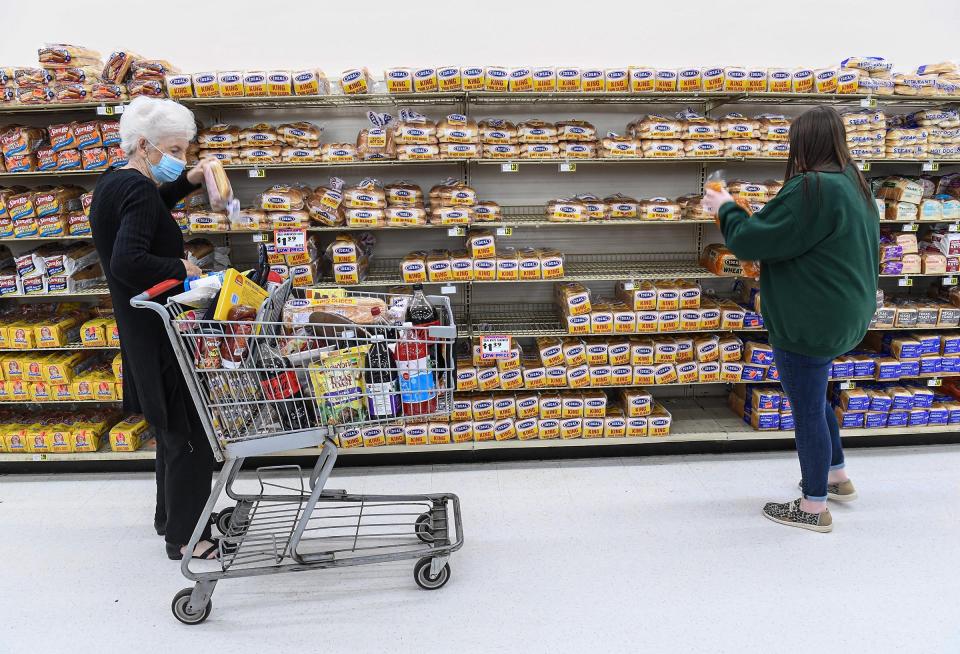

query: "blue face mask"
xmin=147 ymin=140 xmax=186 ymax=183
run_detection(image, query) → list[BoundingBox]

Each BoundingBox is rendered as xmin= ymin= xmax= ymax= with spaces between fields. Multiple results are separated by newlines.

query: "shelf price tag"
xmin=901 ymin=223 xmax=918 ymax=232
xmin=922 ymin=161 xmax=940 ymax=172
xmin=248 ymin=168 xmax=266 ymax=178
xmin=856 ymin=161 xmax=871 ymax=172
xmin=898 ymin=277 xmax=913 ymax=287
xmin=943 ymin=276 xmax=958 ymax=286
xmin=949 ymin=224 xmax=959 ymax=233
xmin=860 ymin=97 xmax=878 ymax=109
xmin=440 ymin=285 xmax=457 ymax=295
xmin=495 ymin=227 xmax=513 ymax=236
xmin=928 ymin=378 xmax=942 ymax=387
xmin=559 ymin=162 xmax=577 ymax=172
xmin=838 ymin=381 xmax=856 ymax=390
xmin=479 ymin=334 xmax=512 ymax=360
xmin=96 ymin=104 xmax=123 ymax=116
xmin=447 ymin=227 xmax=466 ymax=237
xmin=500 ymin=163 xmax=519 ymax=173
xmin=252 ymin=232 xmax=271 ymax=243
xmin=622 ymin=282 xmax=635 ymax=290
xmin=274 ymin=228 xmax=306 ymax=254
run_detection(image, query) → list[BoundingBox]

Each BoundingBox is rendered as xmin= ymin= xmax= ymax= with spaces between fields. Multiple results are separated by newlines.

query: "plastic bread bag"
xmin=393 ymin=108 xmax=436 ymax=145
xmin=357 ymin=111 xmax=395 ymax=160
xmin=101 ymin=50 xmax=143 ymax=83
xmin=201 ymin=159 xmax=239 ymax=220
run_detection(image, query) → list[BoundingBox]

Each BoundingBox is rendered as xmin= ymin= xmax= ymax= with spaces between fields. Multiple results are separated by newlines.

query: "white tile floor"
xmin=2 ymin=445 xmax=959 ymax=653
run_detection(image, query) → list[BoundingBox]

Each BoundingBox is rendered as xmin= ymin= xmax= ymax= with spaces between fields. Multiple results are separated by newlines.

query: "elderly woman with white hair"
xmin=90 ymin=96 xmax=220 ymax=561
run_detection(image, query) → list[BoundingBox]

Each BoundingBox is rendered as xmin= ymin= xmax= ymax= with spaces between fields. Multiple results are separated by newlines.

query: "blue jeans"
xmin=772 ymin=347 xmax=845 ymax=501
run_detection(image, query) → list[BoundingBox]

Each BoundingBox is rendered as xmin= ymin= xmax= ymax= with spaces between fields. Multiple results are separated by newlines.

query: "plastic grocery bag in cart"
xmin=705 ymin=169 xmax=760 ymax=280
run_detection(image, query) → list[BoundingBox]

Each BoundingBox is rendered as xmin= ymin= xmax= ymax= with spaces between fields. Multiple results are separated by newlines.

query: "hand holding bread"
xmin=702 ymin=187 xmax=734 ymax=216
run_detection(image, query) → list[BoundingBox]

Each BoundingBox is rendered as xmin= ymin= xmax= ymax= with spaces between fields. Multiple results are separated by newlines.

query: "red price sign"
xmin=480 ymin=334 xmax=512 ymax=360
xmin=274 ymin=228 xmax=306 ymax=254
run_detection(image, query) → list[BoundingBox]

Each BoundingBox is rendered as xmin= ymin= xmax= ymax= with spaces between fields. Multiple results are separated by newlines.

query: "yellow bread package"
xmin=109 ymin=414 xmax=150 ymax=452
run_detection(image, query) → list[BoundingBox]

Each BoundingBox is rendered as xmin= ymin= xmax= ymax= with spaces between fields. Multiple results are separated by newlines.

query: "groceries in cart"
xmin=164 ymin=248 xmax=453 ymax=436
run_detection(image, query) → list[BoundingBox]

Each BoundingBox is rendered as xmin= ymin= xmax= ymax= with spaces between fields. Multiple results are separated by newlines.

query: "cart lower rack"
xmin=132 ymin=276 xmax=464 ymax=625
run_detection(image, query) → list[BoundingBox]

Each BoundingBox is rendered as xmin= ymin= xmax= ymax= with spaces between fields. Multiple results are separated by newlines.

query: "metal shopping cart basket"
xmin=131 ymin=276 xmax=463 ymax=625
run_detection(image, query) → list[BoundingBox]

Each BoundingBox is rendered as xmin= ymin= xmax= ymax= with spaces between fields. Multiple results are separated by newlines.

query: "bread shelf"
xmin=311 ymin=254 xmax=717 ymax=289
xmin=0 ymin=399 xmax=122 ymax=405
xmin=180 ymin=93 xmax=465 ymax=110
xmin=0 ymin=282 xmax=111 ymax=300
xmin=0 ymin=101 xmax=126 ymax=115
xmin=0 ymin=342 xmax=118 ymax=352
xmin=0 ymin=235 xmax=93 ymax=243
xmin=4 ymin=398 xmax=955 ymax=464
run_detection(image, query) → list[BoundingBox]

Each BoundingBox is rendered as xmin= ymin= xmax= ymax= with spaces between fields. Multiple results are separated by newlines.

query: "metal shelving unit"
xmin=0 ymin=282 xmax=110 ymax=300
xmin=0 ymin=235 xmax=93 ymax=243
xmin=0 ymin=341 xmax=117 ymax=352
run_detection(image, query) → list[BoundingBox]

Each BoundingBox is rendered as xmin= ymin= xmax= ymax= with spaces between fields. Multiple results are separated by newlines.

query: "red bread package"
xmin=81 ymin=148 xmax=108 ymax=170
xmin=100 ymin=121 xmax=121 ymax=147
xmin=56 ymin=149 xmax=81 ymax=170
xmin=73 ymin=121 xmax=102 ymax=150
xmin=36 ymin=147 xmax=57 ymax=171
xmin=106 ymin=146 xmax=127 ymax=168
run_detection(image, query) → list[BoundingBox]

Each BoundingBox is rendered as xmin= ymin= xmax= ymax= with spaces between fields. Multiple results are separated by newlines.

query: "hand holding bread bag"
xmin=201 ymin=158 xmax=239 ymax=221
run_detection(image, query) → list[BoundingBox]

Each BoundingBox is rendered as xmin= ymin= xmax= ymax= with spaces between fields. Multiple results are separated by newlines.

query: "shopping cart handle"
xmin=132 ymin=278 xmax=181 ymax=303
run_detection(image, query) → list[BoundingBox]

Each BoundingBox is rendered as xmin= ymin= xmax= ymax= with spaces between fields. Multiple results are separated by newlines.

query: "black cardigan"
xmin=90 ymin=168 xmax=200 ymax=434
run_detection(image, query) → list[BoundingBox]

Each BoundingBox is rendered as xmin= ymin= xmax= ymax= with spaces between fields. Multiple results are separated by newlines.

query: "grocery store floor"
xmin=3 ymin=446 xmax=960 ymax=654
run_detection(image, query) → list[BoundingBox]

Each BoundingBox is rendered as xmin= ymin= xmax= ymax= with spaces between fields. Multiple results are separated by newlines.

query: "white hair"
xmin=119 ymin=96 xmax=196 ymax=156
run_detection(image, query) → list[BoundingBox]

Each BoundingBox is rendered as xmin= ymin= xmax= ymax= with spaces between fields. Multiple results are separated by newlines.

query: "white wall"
xmin=5 ymin=0 xmax=960 ymax=74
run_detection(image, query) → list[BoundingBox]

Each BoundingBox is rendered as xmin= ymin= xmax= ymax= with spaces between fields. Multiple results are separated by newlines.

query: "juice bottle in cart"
xmin=395 ymin=323 xmax=438 ymax=416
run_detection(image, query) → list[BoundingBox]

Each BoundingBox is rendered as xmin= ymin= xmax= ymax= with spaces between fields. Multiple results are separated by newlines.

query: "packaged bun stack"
xmin=343 ymin=178 xmax=387 ymax=227
xmin=842 ymin=110 xmax=887 ymax=159
xmin=436 ymin=113 xmax=479 ymax=159
xmin=479 ymin=119 xmax=519 ymax=159
xmin=257 ymin=184 xmax=310 ymax=230
xmin=385 ymin=180 xmax=427 ymax=227
xmin=394 ymin=108 xmax=439 ymax=160
xmin=555 ymin=120 xmax=597 ymax=159
xmin=517 ymin=119 xmax=559 ymax=159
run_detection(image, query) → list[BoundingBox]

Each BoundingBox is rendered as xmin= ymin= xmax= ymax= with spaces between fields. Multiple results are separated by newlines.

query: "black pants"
xmin=154 ymin=426 xmax=215 ymax=546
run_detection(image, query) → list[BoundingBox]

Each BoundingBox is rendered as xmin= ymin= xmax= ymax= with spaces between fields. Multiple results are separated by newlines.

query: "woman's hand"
xmin=181 ymin=258 xmax=202 ymax=277
xmin=186 ymin=158 xmax=211 ymax=186
xmin=702 ymin=187 xmax=735 ymax=216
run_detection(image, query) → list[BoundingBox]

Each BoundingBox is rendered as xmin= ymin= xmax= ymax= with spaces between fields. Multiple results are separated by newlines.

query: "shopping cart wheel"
xmin=214 ymin=508 xmax=235 ymax=534
xmin=413 ymin=557 xmax=450 ymax=591
xmin=414 ymin=513 xmax=435 ymax=543
xmin=171 ymin=588 xmax=212 ymax=625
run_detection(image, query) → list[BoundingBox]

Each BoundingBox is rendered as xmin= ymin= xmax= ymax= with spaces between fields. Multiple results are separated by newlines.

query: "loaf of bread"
xmin=724 ymin=139 xmax=762 ymax=157
xmin=546 ymin=199 xmax=588 ymax=222
xmin=559 ymin=141 xmax=597 ymax=158
xmin=386 ymin=206 xmax=427 ymax=227
xmin=601 ymin=135 xmax=641 ymax=157
xmin=345 ymin=208 xmax=386 ymax=227
xmin=339 ymin=68 xmax=370 ymax=95
xmin=678 ymin=194 xmax=711 ymax=220
xmin=700 ymin=244 xmax=742 ymax=275
xmin=39 ymin=44 xmax=102 ymax=69
xmin=430 ymin=206 xmax=473 ymax=225
xmin=680 ymin=111 xmax=719 ymax=140
xmin=307 ymin=193 xmax=344 ymax=227
xmin=344 ymin=181 xmax=386 ymax=209
xmin=632 ymin=115 xmax=682 ymax=139
xmin=576 ymin=195 xmax=607 ymax=220
xmin=239 ymin=146 xmax=280 ymax=163
xmin=479 ymin=119 xmax=518 ymax=144
xmin=518 ymin=120 xmax=558 ymax=143
xmin=684 ymin=140 xmax=724 ymax=157
xmin=393 ymin=119 xmax=437 ymax=145
xmin=440 ymin=143 xmax=479 ymax=158
xmin=259 ymin=184 xmax=307 ymax=211
xmin=555 ymin=120 xmax=596 ymax=142
xmin=239 ymin=123 xmax=278 ymax=147
xmin=101 ymin=51 xmax=142 ymax=83
xmin=483 ymin=144 xmax=520 ymax=158
xmin=198 ymin=124 xmax=240 ymax=149
xmin=604 ymin=194 xmax=639 ymax=218
xmin=642 ymin=140 xmax=684 ymax=158
xmin=720 ymin=114 xmax=759 ymax=139
xmin=430 ymin=182 xmax=477 ymax=207
xmin=396 ymin=144 xmax=439 ymax=160
xmin=356 ymin=126 xmax=396 ymax=160
xmin=198 ymin=148 xmax=239 ymax=164
xmin=473 ymin=201 xmax=501 ymax=222
xmin=276 ymin=122 xmax=321 ymax=147
xmin=520 ymin=143 xmax=560 ymax=159
xmin=640 ymin=198 xmax=680 ymax=221
xmin=760 ymin=142 xmax=789 ymax=157
xmin=281 ymin=147 xmax=321 ymax=163
xmin=437 ymin=114 xmax=479 ymax=143
xmin=321 ymin=143 xmax=358 ymax=161
xmin=385 ymin=181 xmax=423 ymax=206
xmin=756 ymin=114 xmax=790 ymax=140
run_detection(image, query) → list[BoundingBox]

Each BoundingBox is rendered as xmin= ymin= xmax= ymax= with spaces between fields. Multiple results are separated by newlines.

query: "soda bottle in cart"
xmin=395 ymin=323 xmax=438 ymax=416
xmin=404 ymin=283 xmax=446 ymax=384
xmin=254 ymin=350 xmax=318 ymax=431
xmin=365 ymin=333 xmax=400 ymax=418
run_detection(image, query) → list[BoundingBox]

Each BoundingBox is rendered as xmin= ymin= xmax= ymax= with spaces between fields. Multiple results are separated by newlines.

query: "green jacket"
xmin=719 ymin=166 xmax=879 ymax=358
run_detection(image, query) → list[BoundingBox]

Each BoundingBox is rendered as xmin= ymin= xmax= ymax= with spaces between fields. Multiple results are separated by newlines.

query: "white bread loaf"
xmin=720 ymin=114 xmax=759 ymax=139
xmin=436 ymin=114 xmax=479 ymax=143
xmin=724 ymin=140 xmax=762 ymax=157
xmin=683 ymin=140 xmax=724 ymax=157
xmin=555 ymin=120 xmax=596 ymax=141
xmin=396 ymin=144 xmax=439 ymax=160
xmin=518 ymin=119 xmax=558 ymax=143
xmin=479 ymin=119 xmax=518 ymax=144
xmin=321 ymin=143 xmax=357 ymax=161
xmin=520 ymin=143 xmax=560 ymax=159
xmin=482 ymin=144 xmax=520 ymax=158
xmin=560 ymin=141 xmax=597 ymax=158
xmin=601 ymin=136 xmax=641 ymax=157
xmin=641 ymin=140 xmax=684 ymax=158
xmin=239 ymin=123 xmax=278 ymax=147
xmin=239 ymin=146 xmax=281 ymax=163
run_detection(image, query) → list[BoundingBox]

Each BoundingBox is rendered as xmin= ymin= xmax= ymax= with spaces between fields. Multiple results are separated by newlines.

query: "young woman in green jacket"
xmin=703 ymin=106 xmax=880 ymax=533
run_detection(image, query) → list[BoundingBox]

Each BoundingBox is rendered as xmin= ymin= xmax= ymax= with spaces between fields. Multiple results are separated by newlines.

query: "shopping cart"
xmin=131 ymin=276 xmax=463 ymax=625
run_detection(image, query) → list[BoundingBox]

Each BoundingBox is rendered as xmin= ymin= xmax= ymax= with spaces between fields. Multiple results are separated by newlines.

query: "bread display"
xmin=517 ymin=120 xmax=558 ymax=143
xmin=198 ymin=124 xmax=240 ymax=149
xmin=479 ymin=119 xmax=518 ymax=144
xmin=437 ymin=114 xmax=479 ymax=143
xmin=601 ymin=135 xmax=641 ymax=157
xmin=239 ymin=123 xmax=278 ymax=147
